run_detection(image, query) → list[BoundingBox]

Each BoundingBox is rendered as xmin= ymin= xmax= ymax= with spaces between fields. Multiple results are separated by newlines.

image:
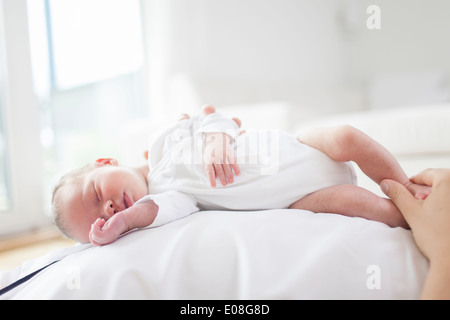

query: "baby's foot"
xmin=404 ymin=180 xmax=431 ymax=200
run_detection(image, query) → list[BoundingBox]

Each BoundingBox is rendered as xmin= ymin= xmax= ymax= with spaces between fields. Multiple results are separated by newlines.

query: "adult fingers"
xmin=410 ymin=169 xmax=436 ymax=187
xmin=409 ymin=168 xmax=450 ymax=188
xmin=381 ymin=179 xmax=419 ymax=222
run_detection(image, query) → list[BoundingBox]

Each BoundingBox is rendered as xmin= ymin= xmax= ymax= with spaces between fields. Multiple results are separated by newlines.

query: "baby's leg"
xmin=289 ymin=185 xmax=409 ymax=229
xmin=298 ymin=125 xmax=430 ymax=198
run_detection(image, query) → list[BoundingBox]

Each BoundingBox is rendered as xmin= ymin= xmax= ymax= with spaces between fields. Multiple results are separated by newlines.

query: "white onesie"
xmin=137 ymin=113 xmax=357 ymax=227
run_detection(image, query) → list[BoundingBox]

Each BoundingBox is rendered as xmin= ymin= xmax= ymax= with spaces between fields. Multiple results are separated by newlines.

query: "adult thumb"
xmin=381 ymin=179 xmax=417 ymax=218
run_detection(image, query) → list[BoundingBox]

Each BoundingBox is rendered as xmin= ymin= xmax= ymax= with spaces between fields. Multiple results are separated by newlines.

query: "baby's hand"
xmin=204 ymin=132 xmax=240 ymax=188
xmin=89 ymin=201 xmax=158 ymax=246
xmin=89 ymin=213 xmax=128 ymax=246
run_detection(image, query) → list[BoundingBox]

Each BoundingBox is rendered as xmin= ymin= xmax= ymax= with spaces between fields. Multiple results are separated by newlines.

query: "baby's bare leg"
xmin=298 ymin=125 xmax=429 ymax=197
xmin=289 ymin=185 xmax=409 ymax=229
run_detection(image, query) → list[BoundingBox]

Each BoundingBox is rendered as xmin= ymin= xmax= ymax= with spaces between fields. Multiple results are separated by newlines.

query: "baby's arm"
xmin=167 ymin=106 xmax=243 ymax=188
xmin=89 ymin=191 xmax=199 ymax=246
xmin=89 ymin=200 xmax=158 ymax=246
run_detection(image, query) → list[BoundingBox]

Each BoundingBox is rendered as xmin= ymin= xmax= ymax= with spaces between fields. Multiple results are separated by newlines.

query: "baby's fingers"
xmin=228 ymin=153 xmax=240 ymax=177
xmin=214 ymin=163 xmax=228 ymax=187
xmin=89 ymin=218 xmax=106 ymax=246
xmin=222 ymin=163 xmax=234 ymax=184
xmin=91 ymin=218 xmax=105 ymax=231
xmin=202 ymin=105 xmax=216 ymax=115
xmin=206 ymin=164 xmax=217 ymax=188
xmin=232 ymin=117 xmax=242 ymax=128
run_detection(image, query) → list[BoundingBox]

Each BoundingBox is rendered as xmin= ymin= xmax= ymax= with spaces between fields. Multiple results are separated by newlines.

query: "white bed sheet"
xmin=1 ymin=209 xmax=428 ymax=300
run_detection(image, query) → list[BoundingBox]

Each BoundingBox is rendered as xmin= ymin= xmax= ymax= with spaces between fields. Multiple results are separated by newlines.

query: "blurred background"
xmin=1 ymin=0 xmax=450 ymax=239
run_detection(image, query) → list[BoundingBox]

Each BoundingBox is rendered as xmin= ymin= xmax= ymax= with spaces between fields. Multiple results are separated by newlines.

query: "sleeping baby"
xmin=52 ymin=106 xmax=430 ymax=245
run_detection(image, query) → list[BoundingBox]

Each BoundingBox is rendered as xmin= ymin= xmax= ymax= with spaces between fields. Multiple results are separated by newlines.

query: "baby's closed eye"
xmin=93 ymin=183 xmax=100 ymax=202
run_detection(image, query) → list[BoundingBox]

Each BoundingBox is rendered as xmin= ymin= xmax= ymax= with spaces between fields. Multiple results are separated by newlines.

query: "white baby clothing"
xmin=137 ymin=112 xmax=357 ymax=227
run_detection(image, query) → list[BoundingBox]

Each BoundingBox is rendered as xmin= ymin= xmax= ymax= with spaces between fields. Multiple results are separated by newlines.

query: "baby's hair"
xmin=51 ymin=163 xmax=95 ymax=240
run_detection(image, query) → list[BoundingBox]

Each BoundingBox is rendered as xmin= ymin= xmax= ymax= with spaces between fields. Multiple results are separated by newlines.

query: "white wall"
xmin=342 ymin=0 xmax=450 ymax=109
xmin=141 ymin=0 xmax=450 ymax=129
xmin=142 ymin=0 xmax=351 ymax=125
xmin=345 ymin=0 xmax=450 ymax=80
xmin=169 ymin=0 xmax=344 ymax=84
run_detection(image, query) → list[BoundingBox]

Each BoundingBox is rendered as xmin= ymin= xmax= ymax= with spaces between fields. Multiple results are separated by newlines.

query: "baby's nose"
xmin=104 ymin=200 xmax=119 ymax=218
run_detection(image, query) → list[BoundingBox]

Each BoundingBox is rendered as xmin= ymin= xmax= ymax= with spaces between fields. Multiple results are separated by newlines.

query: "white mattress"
xmin=1 ymin=209 xmax=428 ymax=300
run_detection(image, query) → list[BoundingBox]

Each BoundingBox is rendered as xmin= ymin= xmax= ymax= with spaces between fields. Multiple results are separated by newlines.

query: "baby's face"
xmin=60 ymin=163 xmax=148 ymax=243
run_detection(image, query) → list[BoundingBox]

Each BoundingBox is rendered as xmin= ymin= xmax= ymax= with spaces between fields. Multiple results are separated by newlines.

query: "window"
xmin=0 ymin=0 xmax=147 ymax=236
xmin=27 ymin=0 xmax=147 ymax=215
xmin=0 ymin=65 xmax=11 ymax=212
xmin=0 ymin=0 xmax=46 ymax=236
xmin=44 ymin=0 xmax=144 ymax=90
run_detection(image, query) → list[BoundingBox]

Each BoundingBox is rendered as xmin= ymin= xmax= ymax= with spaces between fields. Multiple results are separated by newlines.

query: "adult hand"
xmin=381 ymin=168 xmax=450 ymax=262
xmin=382 ymin=168 xmax=450 ymax=299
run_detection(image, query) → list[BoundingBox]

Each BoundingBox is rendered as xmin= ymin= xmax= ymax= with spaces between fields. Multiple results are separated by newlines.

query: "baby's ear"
xmin=95 ymin=158 xmax=119 ymax=167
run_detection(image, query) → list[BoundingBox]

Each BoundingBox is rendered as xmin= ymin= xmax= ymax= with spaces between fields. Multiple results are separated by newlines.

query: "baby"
xmin=52 ymin=106 xmax=430 ymax=245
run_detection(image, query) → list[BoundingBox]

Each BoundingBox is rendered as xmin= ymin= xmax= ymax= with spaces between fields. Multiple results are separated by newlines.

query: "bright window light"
xmin=26 ymin=0 xmax=148 ymax=213
xmin=48 ymin=0 xmax=144 ymax=90
xmin=0 ymin=113 xmax=11 ymax=212
xmin=0 ymin=56 xmax=11 ymax=212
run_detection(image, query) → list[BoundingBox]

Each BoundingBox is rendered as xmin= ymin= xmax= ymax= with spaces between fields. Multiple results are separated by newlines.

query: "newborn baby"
xmin=52 ymin=107 xmax=429 ymax=245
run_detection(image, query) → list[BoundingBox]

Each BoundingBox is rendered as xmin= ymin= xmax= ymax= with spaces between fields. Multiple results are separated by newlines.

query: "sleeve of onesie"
xmin=135 ymin=190 xmax=199 ymax=227
xmin=195 ymin=112 xmax=240 ymax=141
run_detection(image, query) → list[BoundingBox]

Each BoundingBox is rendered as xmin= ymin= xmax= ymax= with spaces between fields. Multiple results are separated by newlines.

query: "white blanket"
xmin=1 ymin=209 xmax=428 ymax=300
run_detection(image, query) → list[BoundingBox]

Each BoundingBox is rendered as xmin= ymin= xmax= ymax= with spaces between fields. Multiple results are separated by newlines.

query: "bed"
xmin=0 ymin=210 xmax=428 ymax=299
xmin=1 ymin=103 xmax=449 ymax=300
